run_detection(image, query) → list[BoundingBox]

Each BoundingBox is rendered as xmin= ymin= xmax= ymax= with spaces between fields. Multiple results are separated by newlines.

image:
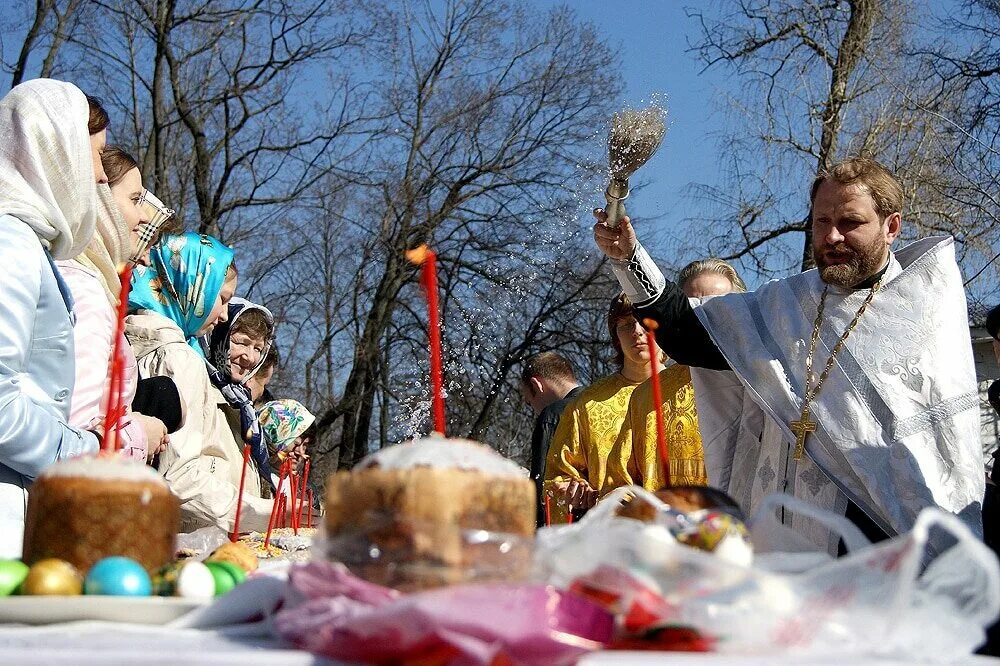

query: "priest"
xmin=594 ymin=157 xmax=984 ymax=553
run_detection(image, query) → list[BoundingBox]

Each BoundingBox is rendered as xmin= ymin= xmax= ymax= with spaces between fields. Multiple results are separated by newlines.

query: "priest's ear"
xmin=883 ymin=211 xmax=902 ymax=245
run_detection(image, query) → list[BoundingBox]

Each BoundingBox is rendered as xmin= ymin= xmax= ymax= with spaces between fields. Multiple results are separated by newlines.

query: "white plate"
xmin=0 ymin=596 xmax=207 ymax=625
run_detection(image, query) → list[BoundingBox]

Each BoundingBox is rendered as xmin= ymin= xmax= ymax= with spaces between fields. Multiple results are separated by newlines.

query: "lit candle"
xmin=405 ymin=245 xmax=446 ymax=435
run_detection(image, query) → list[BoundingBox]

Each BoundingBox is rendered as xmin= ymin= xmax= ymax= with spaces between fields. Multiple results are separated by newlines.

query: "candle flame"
xmin=642 ymin=317 xmax=659 ymax=331
xmin=405 ymin=244 xmax=431 ymax=265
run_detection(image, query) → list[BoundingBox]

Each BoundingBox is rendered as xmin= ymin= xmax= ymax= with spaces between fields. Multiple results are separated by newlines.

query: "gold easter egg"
xmin=22 ymin=558 xmax=83 ymax=595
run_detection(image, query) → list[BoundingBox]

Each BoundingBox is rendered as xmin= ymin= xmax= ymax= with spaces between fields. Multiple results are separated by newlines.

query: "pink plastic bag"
xmin=274 ymin=561 xmax=613 ymax=665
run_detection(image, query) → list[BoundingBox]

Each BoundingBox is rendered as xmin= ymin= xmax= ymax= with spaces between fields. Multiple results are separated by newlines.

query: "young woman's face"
xmin=228 ymin=330 xmax=267 ymax=382
xmin=90 ymin=129 xmax=108 ymax=184
xmin=111 ymin=167 xmax=154 ymax=266
xmin=196 ymin=274 xmax=237 ymax=337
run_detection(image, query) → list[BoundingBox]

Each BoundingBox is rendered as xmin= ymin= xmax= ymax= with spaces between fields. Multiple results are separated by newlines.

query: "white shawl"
xmin=0 ymin=79 xmax=97 ymax=260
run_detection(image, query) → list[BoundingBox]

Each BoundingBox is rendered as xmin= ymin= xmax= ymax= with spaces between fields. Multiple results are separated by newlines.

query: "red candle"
xmin=306 ymin=489 xmax=314 ymax=528
xmin=298 ymin=458 xmax=311 ymax=530
xmin=566 ymin=504 xmax=574 ymax=525
xmin=230 ymin=444 xmax=251 ymax=542
xmin=264 ymin=460 xmax=290 ymax=549
xmin=102 ymin=264 xmax=134 ymax=451
xmin=289 ymin=472 xmax=298 ymax=534
xmin=405 ymin=245 xmax=445 ymax=435
xmin=643 ymin=318 xmax=670 ymax=488
xmin=544 ymin=493 xmax=551 ymax=527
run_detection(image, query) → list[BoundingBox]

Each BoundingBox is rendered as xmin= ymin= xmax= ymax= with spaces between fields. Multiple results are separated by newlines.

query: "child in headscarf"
xmin=0 ymin=79 xmax=107 ymax=556
xmin=258 ymin=399 xmax=315 ymax=498
xmin=126 ymin=232 xmax=276 ymax=534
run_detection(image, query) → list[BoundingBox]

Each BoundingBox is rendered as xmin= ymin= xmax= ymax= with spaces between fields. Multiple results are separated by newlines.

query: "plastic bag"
xmin=534 ymin=486 xmax=1000 ymax=660
xmin=321 ymin=514 xmax=534 ymax=591
xmin=273 ymin=560 xmax=613 ymax=665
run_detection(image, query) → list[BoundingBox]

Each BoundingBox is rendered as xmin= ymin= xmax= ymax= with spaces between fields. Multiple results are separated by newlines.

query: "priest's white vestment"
xmin=691 ymin=236 xmax=984 ymax=553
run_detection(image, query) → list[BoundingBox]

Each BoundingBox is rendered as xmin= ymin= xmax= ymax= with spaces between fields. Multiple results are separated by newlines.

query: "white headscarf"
xmin=0 ymin=79 xmax=97 ymax=260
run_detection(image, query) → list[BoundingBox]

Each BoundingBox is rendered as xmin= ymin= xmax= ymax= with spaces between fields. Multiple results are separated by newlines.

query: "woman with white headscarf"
xmin=0 ymin=79 xmax=108 ymax=556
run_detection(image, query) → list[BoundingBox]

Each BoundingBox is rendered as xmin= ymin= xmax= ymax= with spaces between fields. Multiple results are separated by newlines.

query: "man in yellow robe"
xmin=607 ymin=363 xmax=705 ymax=491
xmin=607 ymin=259 xmax=747 ymax=493
xmin=544 ymin=293 xmax=660 ymax=523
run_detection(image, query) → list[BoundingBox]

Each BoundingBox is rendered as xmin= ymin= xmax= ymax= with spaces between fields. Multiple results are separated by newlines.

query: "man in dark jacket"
xmin=520 ymin=352 xmax=582 ymax=526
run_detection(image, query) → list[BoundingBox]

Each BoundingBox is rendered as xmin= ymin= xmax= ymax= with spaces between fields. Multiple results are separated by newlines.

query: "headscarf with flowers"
xmin=259 ymin=400 xmax=316 ymax=455
xmin=128 ymin=232 xmax=234 ymax=357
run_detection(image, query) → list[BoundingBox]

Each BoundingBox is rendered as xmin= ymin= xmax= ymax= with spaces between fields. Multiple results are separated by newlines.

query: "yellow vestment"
xmin=543 ymin=372 xmax=639 ymax=524
xmin=606 ymin=364 xmax=706 ymax=492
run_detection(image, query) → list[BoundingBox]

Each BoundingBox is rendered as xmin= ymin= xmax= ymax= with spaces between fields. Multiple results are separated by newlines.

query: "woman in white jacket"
xmin=0 ymin=79 xmax=108 ymax=556
xmin=126 ymin=233 xmax=276 ymax=534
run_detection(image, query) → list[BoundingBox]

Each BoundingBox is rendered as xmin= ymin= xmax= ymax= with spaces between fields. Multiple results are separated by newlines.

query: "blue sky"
xmin=533 ymin=0 xmax=761 ymax=276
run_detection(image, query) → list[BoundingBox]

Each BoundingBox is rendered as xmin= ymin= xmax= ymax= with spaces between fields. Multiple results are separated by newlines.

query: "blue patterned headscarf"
xmin=129 ymin=232 xmax=235 ymax=356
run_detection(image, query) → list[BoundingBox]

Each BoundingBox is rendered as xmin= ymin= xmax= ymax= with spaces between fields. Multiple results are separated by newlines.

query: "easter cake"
xmin=22 ymin=456 xmax=180 ymax=575
xmin=324 ymin=437 xmax=535 ymax=590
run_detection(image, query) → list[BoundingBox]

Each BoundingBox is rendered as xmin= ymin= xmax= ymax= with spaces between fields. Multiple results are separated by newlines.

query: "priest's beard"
xmin=814 ymin=233 xmax=886 ymax=288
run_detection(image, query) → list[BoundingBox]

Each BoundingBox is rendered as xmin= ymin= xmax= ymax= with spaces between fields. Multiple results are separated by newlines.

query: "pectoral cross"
xmin=790 ymin=408 xmax=817 ymax=461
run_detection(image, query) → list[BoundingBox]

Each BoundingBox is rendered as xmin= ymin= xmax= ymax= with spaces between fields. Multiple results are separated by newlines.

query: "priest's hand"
xmin=593 ymin=209 xmax=637 ymax=261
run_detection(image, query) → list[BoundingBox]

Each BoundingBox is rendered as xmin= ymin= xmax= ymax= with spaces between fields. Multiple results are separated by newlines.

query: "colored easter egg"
xmin=153 ymin=560 xmax=215 ymax=599
xmin=204 ymin=561 xmax=246 ymax=596
xmin=21 ymin=559 xmax=83 ymax=595
xmin=210 ymin=560 xmax=247 ymax=584
xmin=0 ymin=560 xmax=29 ymax=596
xmin=84 ymin=557 xmax=152 ymax=596
xmin=175 ymin=561 xmax=215 ymax=599
xmin=152 ymin=561 xmax=182 ymax=596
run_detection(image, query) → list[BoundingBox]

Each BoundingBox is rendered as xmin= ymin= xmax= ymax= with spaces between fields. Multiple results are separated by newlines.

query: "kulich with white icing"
xmin=326 ymin=437 xmax=535 ymax=591
xmin=357 ymin=435 xmax=526 ymax=478
xmin=23 ymin=454 xmax=180 ymax=574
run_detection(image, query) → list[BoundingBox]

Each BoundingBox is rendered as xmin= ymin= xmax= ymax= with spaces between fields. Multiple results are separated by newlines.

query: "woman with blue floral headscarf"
xmin=126 ymin=232 xmax=276 ymax=534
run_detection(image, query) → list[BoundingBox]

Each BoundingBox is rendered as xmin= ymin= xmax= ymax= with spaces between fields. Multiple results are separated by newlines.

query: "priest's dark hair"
xmin=810 ymin=156 xmax=903 ymax=221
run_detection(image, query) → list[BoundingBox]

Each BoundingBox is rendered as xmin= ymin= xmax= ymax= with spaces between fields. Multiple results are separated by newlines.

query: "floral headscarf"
xmin=259 ymin=400 xmax=316 ymax=454
xmin=129 ymin=232 xmax=234 ymax=356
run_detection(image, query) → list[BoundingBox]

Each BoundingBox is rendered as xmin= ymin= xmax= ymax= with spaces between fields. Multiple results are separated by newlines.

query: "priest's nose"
xmin=824 ymin=224 xmax=846 ymax=246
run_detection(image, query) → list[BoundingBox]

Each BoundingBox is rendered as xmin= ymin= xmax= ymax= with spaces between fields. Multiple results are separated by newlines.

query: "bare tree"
xmin=302 ymin=0 xmax=621 ymax=469
xmin=57 ymin=0 xmax=368 ymax=241
xmin=5 ymin=0 xmax=86 ymax=89
xmin=685 ymin=0 xmax=974 ymax=277
xmin=913 ymin=0 xmax=1000 ymax=304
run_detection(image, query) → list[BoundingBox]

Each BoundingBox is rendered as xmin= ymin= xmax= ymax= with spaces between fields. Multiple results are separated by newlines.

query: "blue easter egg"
xmin=84 ymin=557 xmax=152 ymax=596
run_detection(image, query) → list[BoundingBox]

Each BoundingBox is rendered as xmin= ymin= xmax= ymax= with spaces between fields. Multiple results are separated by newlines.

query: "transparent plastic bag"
xmin=320 ymin=513 xmax=535 ymax=591
xmin=534 ymin=486 xmax=1000 ymax=659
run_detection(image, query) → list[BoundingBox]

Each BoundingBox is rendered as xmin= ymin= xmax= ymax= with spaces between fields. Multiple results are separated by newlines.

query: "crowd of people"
xmin=0 ymin=75 xmax=997 ymax=579
xmin=526 ymin=156 xmax=999 ymax=562
xmin=0 ymin=79 xmax=317 ymax=557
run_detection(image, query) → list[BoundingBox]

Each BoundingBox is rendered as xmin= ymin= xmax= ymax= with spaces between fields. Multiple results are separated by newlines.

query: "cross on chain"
xmin=790 ymin=409 xmax=817 ymax=461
